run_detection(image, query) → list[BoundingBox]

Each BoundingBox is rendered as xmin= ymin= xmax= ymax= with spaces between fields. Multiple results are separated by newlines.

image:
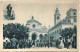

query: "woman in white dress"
xmin=58 ymin=37 xmax=64 ymax=49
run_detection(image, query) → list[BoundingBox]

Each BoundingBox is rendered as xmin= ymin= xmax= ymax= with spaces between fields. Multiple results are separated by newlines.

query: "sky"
xmin=2 ymin=3 xmax=77 ymax=29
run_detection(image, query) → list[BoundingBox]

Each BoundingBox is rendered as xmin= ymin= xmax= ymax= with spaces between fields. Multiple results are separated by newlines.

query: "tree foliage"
xmin=60 ymin=26 xmax=77 ymax=38
xmin=3 ymin=23 xmax=29 ymax=40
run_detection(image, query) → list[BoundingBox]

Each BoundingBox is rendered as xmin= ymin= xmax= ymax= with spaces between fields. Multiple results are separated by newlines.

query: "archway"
xmin=44 ymin=34 xmax=47 ymax=40
xmin=39 ymin=34 xmax=43 ymax=41
xmin=32 ymin=33 xmax=36 ymax=41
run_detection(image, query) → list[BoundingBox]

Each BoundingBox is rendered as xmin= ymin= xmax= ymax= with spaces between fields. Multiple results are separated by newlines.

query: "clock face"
xmin=32 ymin=24 xmax=36 ymax=28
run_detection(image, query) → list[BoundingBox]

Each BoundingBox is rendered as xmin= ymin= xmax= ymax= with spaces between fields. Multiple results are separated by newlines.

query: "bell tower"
xmin=66 ymin=8 xmax=77 ymax=23
xmin=54 ymin=8 xmax=61 ymax=25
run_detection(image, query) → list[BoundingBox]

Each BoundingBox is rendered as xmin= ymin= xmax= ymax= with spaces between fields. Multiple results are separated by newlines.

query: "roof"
xmin=67 ymin=8 xmax=76 ymax=12
xmin=49 ymin=8 xmax=76 ymax=32
xmin=49 ymin=18 xmax=73 ymax=32
xmin=66 ymin=8 xmax=77 ymax=16
xmin=27 ymin=16 xmax=42 ymax=25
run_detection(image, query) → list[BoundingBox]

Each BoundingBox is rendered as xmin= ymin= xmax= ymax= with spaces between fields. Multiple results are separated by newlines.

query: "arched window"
xmin=44 ymin=34 xmax=47 ymax=40
xmin=74 ymin=12 xmax=76 ymax=15
xmin=57 ymin=16 xmax=60 ymax=20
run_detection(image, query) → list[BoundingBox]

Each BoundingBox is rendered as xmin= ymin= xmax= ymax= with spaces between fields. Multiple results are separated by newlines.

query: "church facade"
xmin=26 ymin=16 xmax=48 ymax=41
xmin=48 ymin=8 xmax=77 ymax=41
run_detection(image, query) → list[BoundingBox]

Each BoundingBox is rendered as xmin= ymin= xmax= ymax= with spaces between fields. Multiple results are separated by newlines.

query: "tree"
xmin=60 ymin=28 xmax=74 ymax=38
xmin=3 ymin=23 xmax=29 ymax=40
xmin=60 ymin=26 xmax=77 ymax=48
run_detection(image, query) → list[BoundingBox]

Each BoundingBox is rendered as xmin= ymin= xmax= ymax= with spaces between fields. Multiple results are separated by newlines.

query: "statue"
xmin=4 ymin=4 xmax=15 ymax=20
xmin=7 ymin=4 xmax=12 ymax=17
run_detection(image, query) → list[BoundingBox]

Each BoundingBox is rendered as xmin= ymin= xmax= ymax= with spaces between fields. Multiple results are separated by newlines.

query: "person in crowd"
xmin=37 ymin=40 xmax=39 ymax=48
xmin=23 ymin=37 xmax=26 ymax=48
xmin=47 ymin=41 xmax=50 ymax=48
xmin=36 ymin=40 xmax=38 ymax=47
xmin=72 ymin=33 xmax=76 ymax=48
xmin=35 ymin=40 xmax=38 ymax=47
xmin=56 ymin=37 xmax=64 ymax=49
xmin=63 ymin=38 xmax=66 ymax=48
xmin=30 ymin=40 xmax=33 ymax=48
xmin=39 ymin=41 xmax=41 ymax=47
xmin=58 ymin=37 xmax=64 ymax=49
xmin=56 ymin=39 xmax=61 ymax=48
xmin=3 ymin=36 xmax=10 ymax=49
xmin=5 ymin=40 xmax=10 ymax=49
xmin=66 ymin=36 xmax=72 ymax=49
xmin=10 ymin=35 xmax=18 ymax=49
xmin=43 ymin=41 xmax=45 ymax=47
xmin=27 ymin=40 xmax=29 ymax=48
xmin=3 ymin=41 xmax=6 ymax=49
xmin=44 ymin=41 xmax=47 ymax=47
xmin=41 ymin=41 xmax=43 ymax=48
xmin=3 ymin=36 xmax=10 ymax=43
xmin=19 ymin=39 xmax=23 ymax=48
xmin=28 ymin=40 xmax=31 ymax=48
xmin=25 ymin=40 xmax=28 ymax=48
xmin=50 ymin=41 xmax=52 ymax=47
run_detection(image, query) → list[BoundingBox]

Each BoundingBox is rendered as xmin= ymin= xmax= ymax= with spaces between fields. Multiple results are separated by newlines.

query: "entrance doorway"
xmin=32 ymin=33 xmax=36 ymax=41
xmin=39 ymin=34 xmax=43 ymax=41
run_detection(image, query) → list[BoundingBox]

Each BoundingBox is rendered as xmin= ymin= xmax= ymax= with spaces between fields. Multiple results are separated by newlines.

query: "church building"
xmin=26 ymin=16 xmax=48 ymax=41
xmin=48 ymin=8 xmax=77 ymax=41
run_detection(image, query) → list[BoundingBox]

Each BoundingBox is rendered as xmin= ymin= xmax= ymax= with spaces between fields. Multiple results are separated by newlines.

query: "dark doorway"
xmin=32 ymin=33 xmax=36 ymax=41
xmin=39 ymin=34 xmax=43 ymax=41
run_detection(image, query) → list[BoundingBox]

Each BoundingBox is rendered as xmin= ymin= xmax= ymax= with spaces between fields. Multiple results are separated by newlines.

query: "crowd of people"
xmin=56 ymin=35 xmax=76 ymax=49
xmin=3 ymin=34 xmax=76 ymax=49
xmin=3 ymin=35 xmax=53 ymax=49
